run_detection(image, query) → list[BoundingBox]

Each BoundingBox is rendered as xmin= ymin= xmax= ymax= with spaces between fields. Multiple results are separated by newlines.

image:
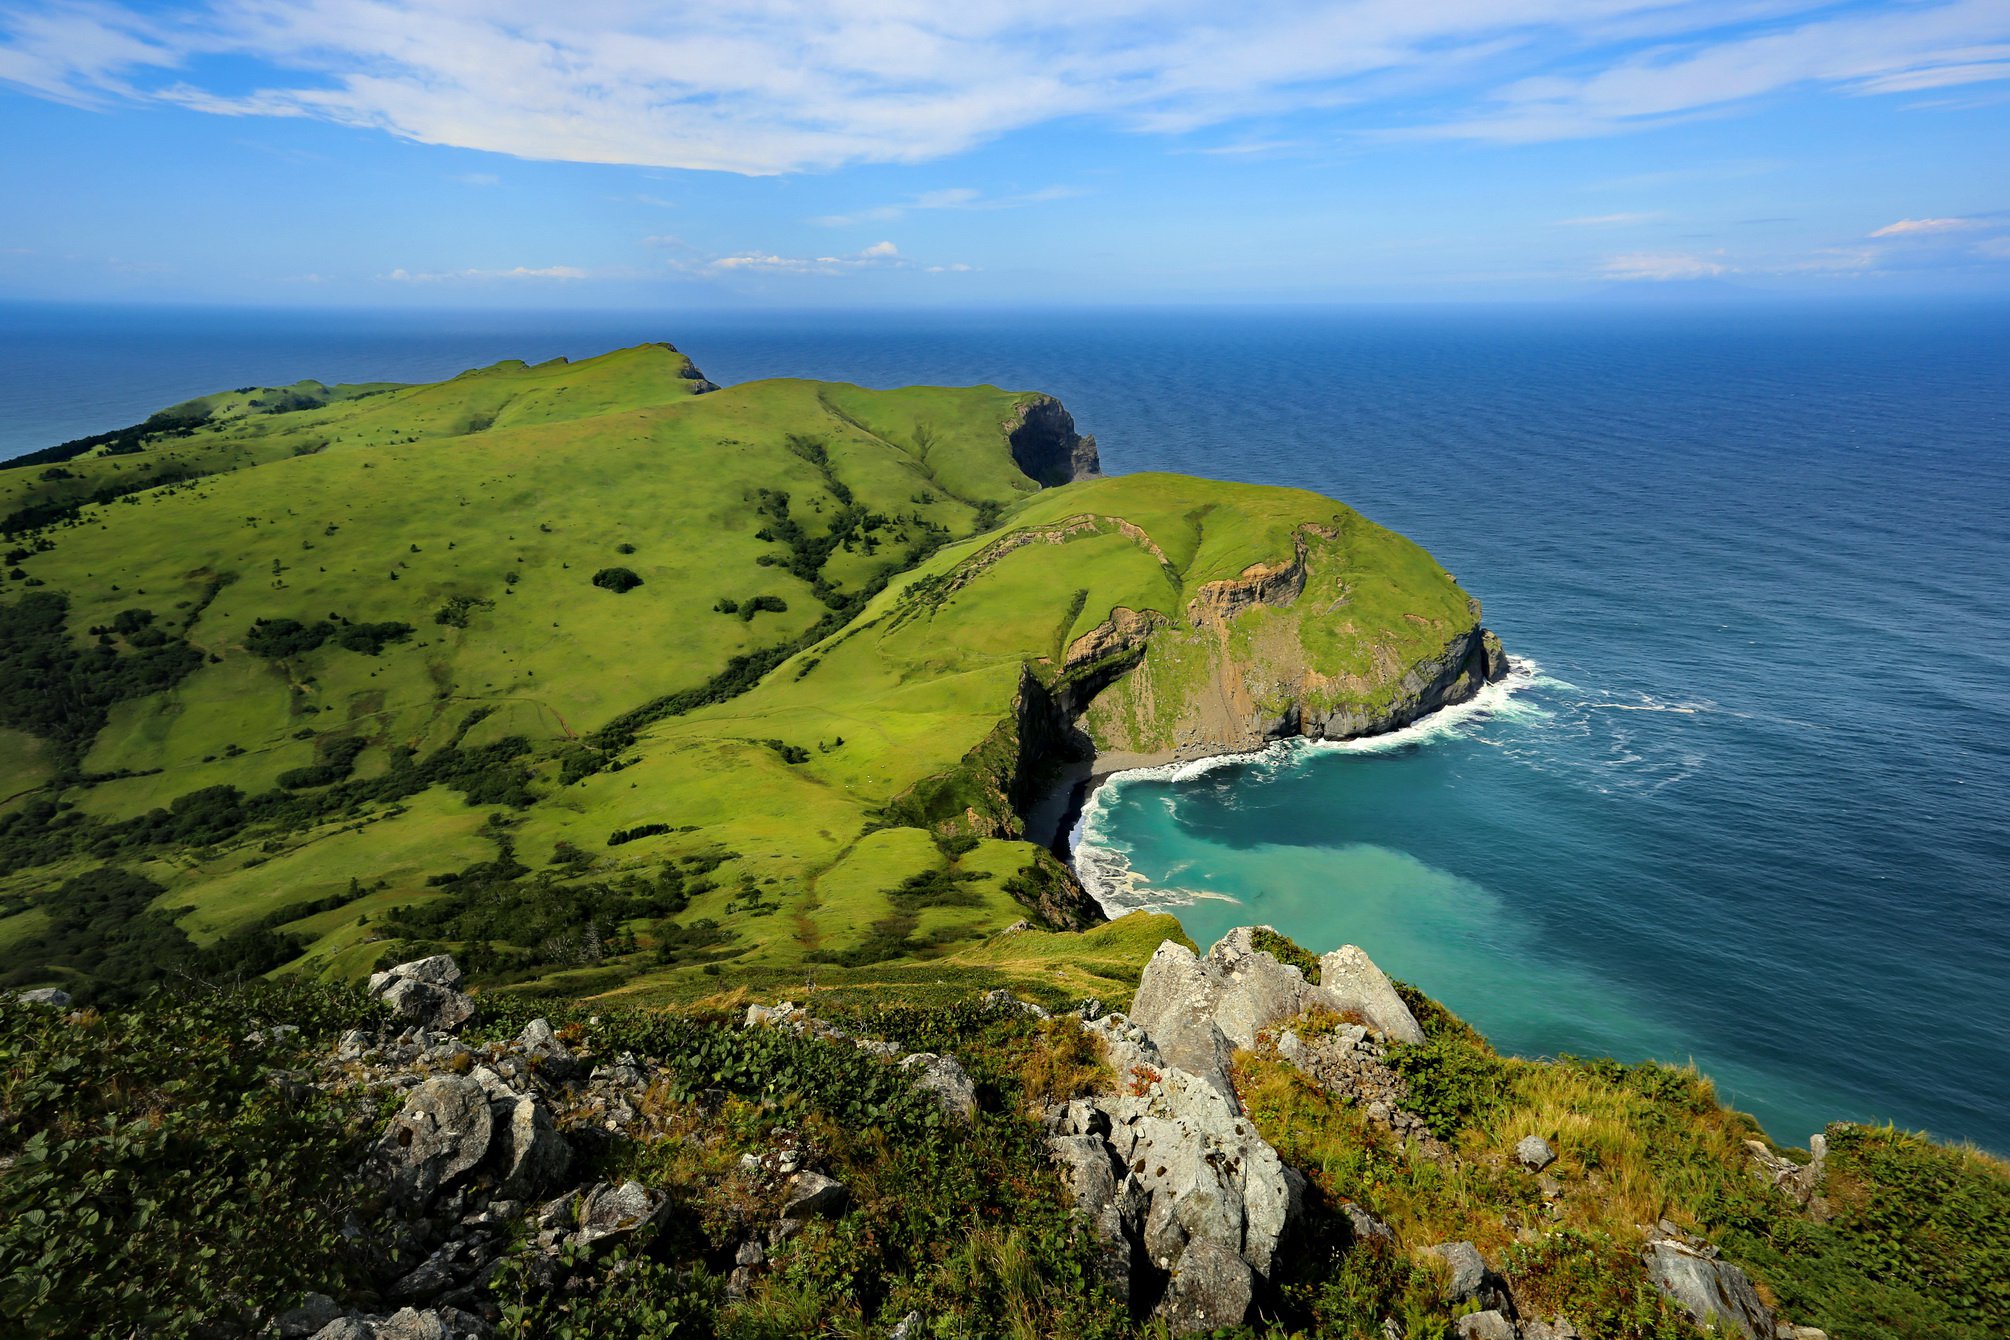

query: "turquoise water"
xmin=4 ymin=300 xmax=2005 ymax=1150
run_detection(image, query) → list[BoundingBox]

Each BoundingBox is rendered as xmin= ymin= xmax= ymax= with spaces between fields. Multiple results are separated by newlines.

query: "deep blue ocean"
xmin=3 ymin=300 xmax=2005 ymax=1152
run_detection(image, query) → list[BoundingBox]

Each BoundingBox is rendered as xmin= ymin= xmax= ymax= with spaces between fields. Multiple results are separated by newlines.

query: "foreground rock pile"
xmin=34 ymin=932 xmax=1834 ymax=1338
xmin=1032 ymin=928 xmax=1826 ymax=1339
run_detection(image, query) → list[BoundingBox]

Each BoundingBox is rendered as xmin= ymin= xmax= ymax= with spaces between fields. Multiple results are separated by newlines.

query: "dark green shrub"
xmin=592 ymin=567 xmax=644 ymax=593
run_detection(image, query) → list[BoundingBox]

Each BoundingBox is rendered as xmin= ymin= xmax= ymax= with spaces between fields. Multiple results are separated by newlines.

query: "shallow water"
xmin=4 ymin=300 xmax=2005 ymax=1150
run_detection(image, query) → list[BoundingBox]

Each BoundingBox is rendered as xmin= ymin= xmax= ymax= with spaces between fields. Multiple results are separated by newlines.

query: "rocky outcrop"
xmin=369 ymin=956 xmax=474 ymax=1031
xmin=1642 ymin=1228 xmax=1774 ymax=1339
xmin=1127 ymin=929 xmax=1426 ymax=1102
xmin=1007 ymin=396 xmax=1102 ymax=487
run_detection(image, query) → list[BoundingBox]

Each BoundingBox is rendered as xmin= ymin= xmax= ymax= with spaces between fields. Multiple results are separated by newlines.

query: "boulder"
xmin=571 ymin=1180 xmax=668 ymax=1251
xmin=511 ymin=1017 xmax=581 ymax=1081
xmin=1156 ymin=1240 xmax=1255 ymax=1334
xmin=1423 ymin=1241 xmax=1514 ymax=1315
xmin=16 ymin=987 xmax=71 ymax=1008
xmin=1456 ymin=1311 xmax=1519 ymax=1340
xmin=1316 ymin=946 xmax=1425 ymax=1044
xmin=488 ymin=1094 xmax=571 ymax=1200
xmin=780 ymin=1170 xmax=850 ymax=1221
xmin=368 ymin=957 xmax=474 ymax=1032
xmin=376 ymin=1075 xmax=493 ymax=1204
xmin=1127 ymin=941 xmax=1239 ymax=1099
xmin=1517 ymin=1135 xmax=1557 ymax=1172
xmin=1643 ymin=1239 xmax=1773 ymax=1339
xmin=900 ymin=1051 xmax=978 ymax=1120
xmin=278 ymin=1293 xmax=344 ymax=1337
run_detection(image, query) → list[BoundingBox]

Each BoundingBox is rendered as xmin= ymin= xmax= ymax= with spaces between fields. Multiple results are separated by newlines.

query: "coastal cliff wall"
xmin=1072 ymin=527 xmax=1508 ymax=773
xmin=1007 ymin=396 xmax=1104 ymax=486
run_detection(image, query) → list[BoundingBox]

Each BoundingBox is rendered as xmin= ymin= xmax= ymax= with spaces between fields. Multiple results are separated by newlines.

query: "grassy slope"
xmin=0 ymin=346 xmax=1476 ymax=1008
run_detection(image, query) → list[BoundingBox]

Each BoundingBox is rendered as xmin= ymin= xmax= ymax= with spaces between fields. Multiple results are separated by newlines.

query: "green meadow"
xmin=0 ymin=344 xmax=1479 ymax=1004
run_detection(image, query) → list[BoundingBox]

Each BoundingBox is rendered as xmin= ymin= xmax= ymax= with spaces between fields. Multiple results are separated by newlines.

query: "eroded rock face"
xmin=1006 ymin=395 xmax=1102 ymax=487
xmin=377 ymin=1075 xmax=493 ymax=1204
xmin=1642 ymin=1238 xmax=1773 ymax=1339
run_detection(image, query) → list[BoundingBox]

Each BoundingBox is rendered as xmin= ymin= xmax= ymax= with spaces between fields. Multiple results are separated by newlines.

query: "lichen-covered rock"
xmin=368 ymin=957 xmax=474 ymax=1032
xmin=570 ymin=1180 xmax=669 ymax=1251
xmin=511 ymin=1018 xmax=581 ymax=1081
xmin=1316 ymin=945 xmax=1425 ymax=1044
xmin=900 ymin=1051 xmax=978 ymax=1120
xmin=1517 ymin=1134 xmax=1557 ymax=1172
xmin=1156 ymin=1240 xmax=1256 ymax=1335
xmin=488 ymin=1094 xmax=571 ymax=1200
xmin=376 ymin=1075 xmax=493 ymax=1204
xmin=1642 ymin=1238 xmax=1773 ymax=1339
xmin=780 ymin=1170 xmax=850 ymax=1221
xmin=1422 ymin=1241 xmax=1515 ymax=1315
xmin=1456 ymin=1310 xmax=1519 ymax=1340
xmin=15 ymin=987 xmax=71 ymax=1008
xmin=1127 ymin=941 xmax=1239 ymax=1099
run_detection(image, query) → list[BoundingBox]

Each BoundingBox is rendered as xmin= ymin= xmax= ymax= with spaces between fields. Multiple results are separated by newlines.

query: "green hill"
xmin=0 ymin=343 xmax=1496 ymax=1008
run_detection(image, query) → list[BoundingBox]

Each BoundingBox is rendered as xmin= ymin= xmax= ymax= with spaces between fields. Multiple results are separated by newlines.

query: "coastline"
xmin=1046 ymin=652 xmax=1536 ymax=917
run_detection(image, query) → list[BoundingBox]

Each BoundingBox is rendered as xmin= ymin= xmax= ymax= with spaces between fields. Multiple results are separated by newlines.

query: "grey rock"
xmin=1521 ymin=1320 xmax=1583 ymax=1340
xmin=982 ymin=988 xmax=1049 ymax=1018
xmin=1341 ymin=1201 xmax=1394 ymax=1245
xmin=888 ymin=1311 xmax=924 ymax=1340
xmin=1157 ymin=1240 xmax=1255 ymax=1334
xmin=1423 ymin=1241 xmax=1513 ymax=1314
xmin=780 ymin=1170 xmax=850 ymax=1221
xmin=1457 ymin=1311 xmax=1519 ymax=1340
xmin=377 ymin=1076 xmax=493 ymax=1204
xmin=308 ymin=1321 xmax=379 ymax=1340
xmin=488 ymin=1094 xmax=571 ymax=1199
xmin=376 ymin=1309 xmax=451 ymax=1340
xmin=369 ymin=958 xmax=475 ymax=1032
xmin=900 ymin=1051 xmax=977 ymax=1120
xmin=512 ymin=1018 xmax=580 ymax=1080
xmin=1126 ymin=941 xmax=1240 ymax=1099
xmin=735 ymin=1238 xmax=766 ymax=1267
xmin=1048 ymin=1134 xmax=1121 ymax=1211
xmin=17 ymin=987 xmax=72 ymax=1008
xmin=370 ymin=955 xmax=462 ymax=992
xmin=1517 ymin=1135 xmax=1557 ymax=1172
xmin=1316 ymin=945 xmax=1426 ymax=1044
xmin=278 ymin=1293 xmax=344 ymax=1338
xmin=1643 ymin=1239 xmax=1773 ymax=1339
xmin=572 ymin=1180 xmax=668 ymax=1250
xmin=1424 ymin=1241 xmax=1490 ymax=1303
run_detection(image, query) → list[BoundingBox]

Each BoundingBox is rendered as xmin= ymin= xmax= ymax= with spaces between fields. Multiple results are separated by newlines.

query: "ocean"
xmin=3 ymin=299 xmax=2005 ymax=1151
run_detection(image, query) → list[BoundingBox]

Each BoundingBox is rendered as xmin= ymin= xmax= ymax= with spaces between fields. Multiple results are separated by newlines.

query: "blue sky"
xmin=2 ymin=0 xmax=2007 ymax=306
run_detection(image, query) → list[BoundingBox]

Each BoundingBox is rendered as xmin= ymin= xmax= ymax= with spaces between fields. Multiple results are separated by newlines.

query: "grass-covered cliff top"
xmin=0 ymin=344 xmax=1480 ymax=1009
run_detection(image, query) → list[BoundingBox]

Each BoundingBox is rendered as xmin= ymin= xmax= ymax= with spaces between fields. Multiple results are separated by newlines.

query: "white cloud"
xmin=6 ymin=2 xmax=2006 ymax=173
xmin=1977 ymin=235 xmax=2010 ymax=258
xmin=1601 ymin=251 xmax=1735 ymax=281
xmin=1870 ymin=216 xmax=1984 ymax=236
xmin=1556 ymin=211 xmax=1662 ymax=226
xmin=813 ymin=185 xmax=1071 ymax=226
xmin=386 ymin=264 xmax=589 ymax=282
xmin=678 ymin=240 xmax=979 ymax=277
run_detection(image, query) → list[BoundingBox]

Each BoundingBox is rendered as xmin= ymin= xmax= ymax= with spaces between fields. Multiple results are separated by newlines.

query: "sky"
xmin=1 ymin=0 xmax=2007 ymax=306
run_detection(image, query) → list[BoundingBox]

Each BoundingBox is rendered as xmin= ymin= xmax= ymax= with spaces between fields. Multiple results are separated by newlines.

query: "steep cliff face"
xmin=1007 ymin=396 xmax=1103 ymax=487
xmin=1073 ymin=524 xmax=1508 ymax=770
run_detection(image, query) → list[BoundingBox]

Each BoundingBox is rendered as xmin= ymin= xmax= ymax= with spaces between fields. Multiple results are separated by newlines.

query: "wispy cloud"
xmin=450 ymin=172 xmax=500 ymax=187
xmin=681 ymin=241 xmax=947 ymax=277
xmin=1601 ymin=251 xmax=1736 ymax=281
xmin=813 ymin=186 xmax=1074 ymax=227
xmin=385 ymin=264 xmax=589 ymax=283
xmin=4 ymin=2 xmax=2006 ymax=173
xmin=1870 ymin=216 xmax=1985 ymax=236
xmin=1556 ymin=212 xmax=1662 ymax=227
